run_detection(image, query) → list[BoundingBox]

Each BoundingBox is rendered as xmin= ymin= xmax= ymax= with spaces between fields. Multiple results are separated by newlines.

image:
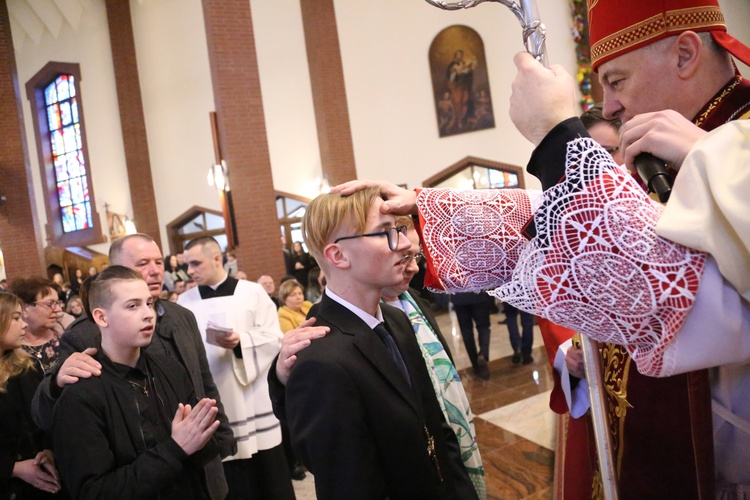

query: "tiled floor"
xmin=292 ymin=305 xmax=557 ymax=499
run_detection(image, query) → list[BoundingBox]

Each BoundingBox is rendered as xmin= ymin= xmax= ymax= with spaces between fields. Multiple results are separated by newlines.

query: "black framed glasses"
xmin=334 ymin=225 xmax=408 ymax=251
xmin=33 ymin=299 xmax=64 ymax=310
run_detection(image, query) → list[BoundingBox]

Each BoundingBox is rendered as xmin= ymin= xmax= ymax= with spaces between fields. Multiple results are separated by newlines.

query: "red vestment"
xmin=414 ymin=75 xmax=750 ymax=498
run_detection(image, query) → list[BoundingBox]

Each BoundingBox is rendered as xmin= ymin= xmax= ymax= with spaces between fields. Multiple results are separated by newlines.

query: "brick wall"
xmin=300 ymin=0 xmax=357 ymax=186
xmin=0 ymin=2 xmax=46 ymax=279
xmin=105 ymin=0 xmax=162 ymax=249
xmin=201 ymin=0 xmax=285 ymax=283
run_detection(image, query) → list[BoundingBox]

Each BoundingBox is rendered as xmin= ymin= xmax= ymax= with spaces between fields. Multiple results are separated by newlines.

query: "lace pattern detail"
xmin=417 ymin=188 xmax=533 ymax=293
xmin=493 ymin=139 xmax=706 ymax=377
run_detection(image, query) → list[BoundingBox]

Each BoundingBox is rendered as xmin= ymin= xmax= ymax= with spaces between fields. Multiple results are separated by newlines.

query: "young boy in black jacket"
xmin=52 ymin=266 xmax=220 ymax=499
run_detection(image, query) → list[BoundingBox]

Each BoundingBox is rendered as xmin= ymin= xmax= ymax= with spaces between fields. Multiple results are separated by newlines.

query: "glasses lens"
xmin=386 ymin=227 xmax=397 ymax=251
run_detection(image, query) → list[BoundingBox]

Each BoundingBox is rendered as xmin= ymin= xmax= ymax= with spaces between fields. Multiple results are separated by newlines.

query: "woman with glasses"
xmin=0 ymin=293 xmax=65 ymax=499
xmin=10 ymin=278 xmax=74 ymax=374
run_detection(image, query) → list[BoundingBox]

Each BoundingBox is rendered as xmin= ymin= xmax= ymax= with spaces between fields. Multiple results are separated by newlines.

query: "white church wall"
xmin=130 ymin=0 xmax=220 ymax=253
xmin=250 ymin=0 xmax=322 ymax=200
xmin=332 ymin=0 xmax=580 ymax=192
xmin=721 ymin=0 xmax=750 ymax=74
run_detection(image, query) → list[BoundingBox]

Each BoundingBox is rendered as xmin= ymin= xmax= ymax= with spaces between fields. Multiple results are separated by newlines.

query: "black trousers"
xmin=223 ymin=444 xmax=296 ymax=500
xmin=453 ymin=300 xmax=492 ymax=368
xmin=504 ymin=303 xmax=534 ymax=355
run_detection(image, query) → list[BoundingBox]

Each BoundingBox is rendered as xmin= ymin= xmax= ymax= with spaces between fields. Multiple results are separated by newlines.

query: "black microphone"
xmin=635 ymin=153 xmax=672 ymax=203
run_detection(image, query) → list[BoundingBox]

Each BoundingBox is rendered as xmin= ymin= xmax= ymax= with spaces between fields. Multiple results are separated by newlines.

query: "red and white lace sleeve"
xmin=415 ymin=188 xmax=538 ymax=293
xmin=495 ymin=138 xmax=707 ymax=377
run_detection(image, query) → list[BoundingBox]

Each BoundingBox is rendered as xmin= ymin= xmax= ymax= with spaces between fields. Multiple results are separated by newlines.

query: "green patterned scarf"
xmin=397 ymin=292 xmax=486 ymax=499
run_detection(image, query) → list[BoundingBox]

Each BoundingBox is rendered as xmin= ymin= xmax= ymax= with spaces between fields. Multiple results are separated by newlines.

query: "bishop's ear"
xmin=674 ymin=31 xmax=702 ymax=77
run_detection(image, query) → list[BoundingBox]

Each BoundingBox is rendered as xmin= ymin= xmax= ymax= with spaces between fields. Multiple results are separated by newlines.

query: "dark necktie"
xmin=373 ymin=323 xmax=411 ymax=387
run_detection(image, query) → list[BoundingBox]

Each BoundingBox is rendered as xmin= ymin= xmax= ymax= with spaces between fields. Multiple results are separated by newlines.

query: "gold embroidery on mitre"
xmin=666 ymin=6 xmax=724 ymax=31
xmin=601 ymin=343 xmax=633 ymax=477
xmin=591 ymin=6 xmax=725 ymax=67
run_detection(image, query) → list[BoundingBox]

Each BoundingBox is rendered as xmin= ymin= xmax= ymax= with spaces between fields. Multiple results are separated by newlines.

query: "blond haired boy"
xmin=274 ymin=188 xmax=477 ymax=499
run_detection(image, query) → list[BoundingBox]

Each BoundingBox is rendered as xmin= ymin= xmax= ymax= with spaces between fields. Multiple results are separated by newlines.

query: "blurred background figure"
xmin=173 ymin=280 xmax=186 ymax=295
xmin=0 ymin=293 xmax=65 ymax=498
xmin=450 ymin=291 xmax=493 ymax=380
xmin=64 ymin=296 xmax=85 ymax=319
xmin=164 ymin=254 xmax=189 ymax=292
xmin=224 ymin=250 xmax=238 ymax=277
xmin=503 ymin=303 xmax=535 ymax=365
xmin=291 ymin=242 xmax=313 ymax=288
xmin=282 ymin=236 xmax=295 ymax=277
xmin=277 ymin=279 xmax=312 ymax=334
xmin=305 ymin=267 xmax=324 ymax=304
xmin=51 ymin=274 xmax=66 ymax=303
xmin=258 ymin=275 xmax=281 ymax=309
xmin=69 ymin=269 xmax=83 ymax=297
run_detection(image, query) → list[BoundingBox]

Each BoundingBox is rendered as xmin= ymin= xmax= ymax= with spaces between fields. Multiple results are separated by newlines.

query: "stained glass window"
xmin=44 ymin=75 xmax=92 ymax=233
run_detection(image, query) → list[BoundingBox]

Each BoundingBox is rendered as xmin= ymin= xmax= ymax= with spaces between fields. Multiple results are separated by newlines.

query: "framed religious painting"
xmin=429 ymin=25 xmax=495 ymax=137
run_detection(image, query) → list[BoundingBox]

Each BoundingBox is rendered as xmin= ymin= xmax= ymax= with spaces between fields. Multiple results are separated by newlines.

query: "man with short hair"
xmin=173 ymin=280 xmax=186 ymax=295
xmin=180 ymin=237 xmax=294 ymax=499
xmin=32 ymin=233 xmax=234 ymax=499
xmin=53 ymin=265 xmax=221 ymax=498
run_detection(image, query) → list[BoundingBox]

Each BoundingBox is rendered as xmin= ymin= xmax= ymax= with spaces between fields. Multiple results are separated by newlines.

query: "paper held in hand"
xmin=206 ymin=320 xmax=233 ymax=346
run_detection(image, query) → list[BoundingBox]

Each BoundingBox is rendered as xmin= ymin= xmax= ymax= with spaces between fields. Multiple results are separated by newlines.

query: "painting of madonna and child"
xmin=430 ymin=25 xmax=495 ymax=137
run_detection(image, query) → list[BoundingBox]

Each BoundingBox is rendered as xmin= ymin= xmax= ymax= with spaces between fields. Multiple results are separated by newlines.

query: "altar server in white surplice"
xmin=179 ymin=237 xmax=294 ymax=499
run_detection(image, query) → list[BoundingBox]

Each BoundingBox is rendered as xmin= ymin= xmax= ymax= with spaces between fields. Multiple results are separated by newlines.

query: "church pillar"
xmin=105 ymin=0 xmax=162 ymax=248
xmin=201 ymin=0 xmax=285 ymax=283
xmin=0 ymin=1 xmax=45 ymax=278
xmin=299 ymin=0 xmax=357 ymax=185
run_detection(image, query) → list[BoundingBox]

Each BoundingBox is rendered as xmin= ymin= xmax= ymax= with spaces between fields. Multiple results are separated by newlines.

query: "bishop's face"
xmin=599 ymin=41 xmax=683 ymax=124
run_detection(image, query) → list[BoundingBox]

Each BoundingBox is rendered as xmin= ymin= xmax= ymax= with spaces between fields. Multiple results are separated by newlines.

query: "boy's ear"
xmin=91 ymin=307 xmax=108 ymax=328
xmin=323 ymin=243 xmax=350 ymax=270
